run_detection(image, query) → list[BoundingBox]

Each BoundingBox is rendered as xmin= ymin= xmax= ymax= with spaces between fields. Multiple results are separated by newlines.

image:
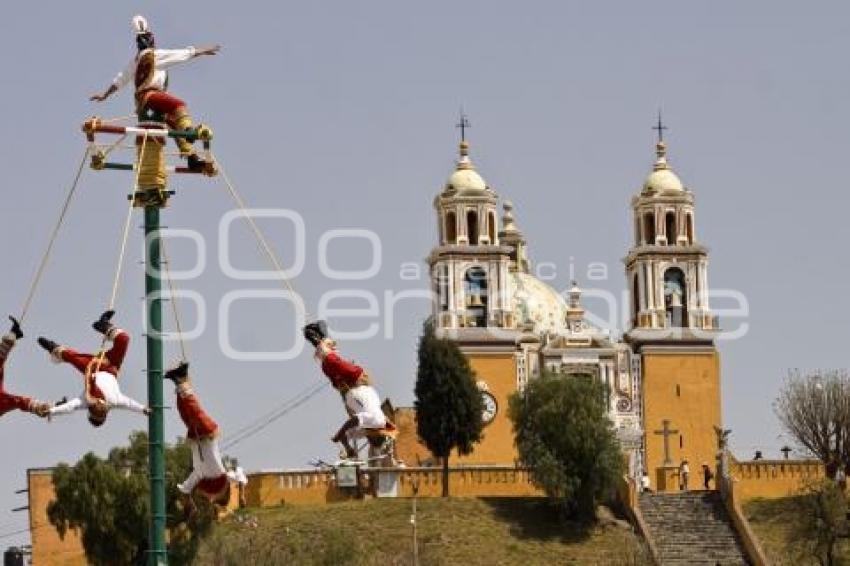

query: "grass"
xmin=194 ymin=497 xmax=649 ymax=566
xmin=744 ymin=496 xmax=850 ymax=565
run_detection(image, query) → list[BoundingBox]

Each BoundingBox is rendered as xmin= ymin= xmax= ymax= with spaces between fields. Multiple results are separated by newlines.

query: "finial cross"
xmin=456 ymin=108 xmax=471 ymax=142
xmin=653 ymin=110 xmax=668 ymax=144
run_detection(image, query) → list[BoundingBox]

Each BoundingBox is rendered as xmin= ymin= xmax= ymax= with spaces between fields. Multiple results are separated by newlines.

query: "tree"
xmin=790 ymin=479 xmax=849 ymax=566
xmin=774 ymin=369 xmax=850 ymax=478
xmin=414 ymin=321 xmax=484 ymax=497
xmin=509 ymin=372 xmax=623 ymax=521
xmin=47 ymin=431 xmax=217 ymax=566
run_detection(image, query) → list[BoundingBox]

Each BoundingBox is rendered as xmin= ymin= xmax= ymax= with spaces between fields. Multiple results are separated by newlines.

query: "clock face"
xmin=481 ymin=391 xmax=498 ymax=425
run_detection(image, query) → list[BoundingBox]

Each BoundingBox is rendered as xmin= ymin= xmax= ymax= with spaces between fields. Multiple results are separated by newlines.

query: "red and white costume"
xmin=317 ymin=343 xmax=394 ymax=444
xmin=112 ymin=47 xmax=197 ymax=116
xmin=0 ymin=334 xmax=39 ymax=416
xmin=49 ymin=330 xmax=146 ymax=417
xmin=175 ymin=383 xmax=245 ymax=499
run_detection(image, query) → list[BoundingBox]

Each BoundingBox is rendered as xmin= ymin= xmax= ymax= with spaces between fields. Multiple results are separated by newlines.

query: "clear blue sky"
xmin=2 ymin=0 xmax=849 ymax=546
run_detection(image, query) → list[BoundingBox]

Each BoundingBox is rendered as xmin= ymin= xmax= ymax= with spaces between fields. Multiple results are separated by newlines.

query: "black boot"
xmin=38 ymin=337 xmax=59 ymax=354
xmin=186 ymin=153 xmax=208 ymax=172
xmin=303 ymin=320 xmax=329 ymax=347
xmin=8 ymin=316 xmax=23 ymax=340
xmin=92 ymin=310 xmax=116 ymax=335
xmin=164 ymin=362 xmax=190 ymax=385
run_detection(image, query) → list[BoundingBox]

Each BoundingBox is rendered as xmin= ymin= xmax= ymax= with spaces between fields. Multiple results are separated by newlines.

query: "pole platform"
xmin=82 ymin=117 xmax=214 ymax=142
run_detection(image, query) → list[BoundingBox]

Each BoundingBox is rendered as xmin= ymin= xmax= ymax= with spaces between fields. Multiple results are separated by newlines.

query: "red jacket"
xmin=177 ymin=391 xmax=219 ymax=440
xmin=321 ymin=352 xmax=364 ymax=390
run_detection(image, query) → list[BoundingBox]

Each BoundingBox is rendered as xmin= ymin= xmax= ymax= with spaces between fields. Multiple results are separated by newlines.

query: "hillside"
xmin=194 ymin=498 xmax=649 ymax=565
xmin=744 ymin=496 xmax=850 ymax=565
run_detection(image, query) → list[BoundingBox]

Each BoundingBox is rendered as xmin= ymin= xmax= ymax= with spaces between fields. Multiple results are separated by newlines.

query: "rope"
xmin=210 ymin=153 xmax=308 ymax=317
xmin=18 ymin=147 xmax=90 ymax=323
xmin=159 ymin=235 xmax=188 ymax=361
xmin=221 ymin=378 xmax=328 ymax=450
xmin=90 ymin=132 xmax=148 ymax=372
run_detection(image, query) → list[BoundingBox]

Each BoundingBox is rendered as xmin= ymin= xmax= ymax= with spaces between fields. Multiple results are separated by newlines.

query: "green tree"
xmin=47 ymin=431 xmax=217 ymax=566
xmin=414 ymin=321 xmax=484 ymax=496
xmin=509 ymin=373 xmax=623 ymax=521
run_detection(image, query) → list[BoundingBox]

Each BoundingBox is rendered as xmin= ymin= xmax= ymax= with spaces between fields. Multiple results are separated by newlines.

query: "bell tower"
xmin=429 ymin=137 xmax=514 ymax=331
xmin=425 ymin=124 xmax=522 ymax=465
xmin=625 ymin=120 xmax=722 ymax=491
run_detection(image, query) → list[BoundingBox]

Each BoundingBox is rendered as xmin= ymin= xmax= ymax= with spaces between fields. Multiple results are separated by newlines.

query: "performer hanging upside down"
xmin=0 ymin=317 xmax=50 ymax=419
xmin=39 ymin=311 xmax=149 ymax=426
xmin=89 ymin=15 xmax=220 ymax=172
xmin=303 ymin=321 xmax=397 ymax=460
xmin=163 ymin=362 xmax=247 ymax=513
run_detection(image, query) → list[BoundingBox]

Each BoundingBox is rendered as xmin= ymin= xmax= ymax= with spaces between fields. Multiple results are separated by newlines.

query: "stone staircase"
xmin=638 ymin=491 xmax=750 ymax=565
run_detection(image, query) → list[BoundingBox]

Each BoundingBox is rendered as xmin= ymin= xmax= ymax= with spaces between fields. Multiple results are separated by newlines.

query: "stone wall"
xmin=729 ymin=459 xmax=824 ymax=501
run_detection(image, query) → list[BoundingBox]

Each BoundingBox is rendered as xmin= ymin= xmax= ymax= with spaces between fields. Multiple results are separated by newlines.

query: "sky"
xmin=2 ymin=0 xmax=850 ymax=547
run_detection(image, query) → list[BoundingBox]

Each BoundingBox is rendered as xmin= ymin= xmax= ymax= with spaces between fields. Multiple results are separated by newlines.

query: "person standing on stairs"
xmin=679 ymin=459 xmax=690 ymax=491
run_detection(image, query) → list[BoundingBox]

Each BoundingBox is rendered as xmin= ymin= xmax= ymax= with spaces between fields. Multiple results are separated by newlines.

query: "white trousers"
xmin=178 ymin=437 xmax=227 ymax=494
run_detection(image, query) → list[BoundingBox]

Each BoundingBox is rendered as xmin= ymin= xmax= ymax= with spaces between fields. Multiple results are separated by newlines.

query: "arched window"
xmin=467 ymin=210 xmax=479 ymax=245
xmin=632 ymin=273 xmax=640 ymax=327
xmin=445 ymin=211 xmax=457 ymax=244
xmin=464 ymin=266 xmax=488 ymax=327
xmin=686 ymin=213 xmax=694 ymax=244
xmin=488 ymin=212 xmax=496 ymax=244
xmin=643 ymin=212 xmax=655 ymax=245
xmin=663 ymin=267 xmax=688 ymax=327
xmin=665 ymin=211 xmax=676 ymax=245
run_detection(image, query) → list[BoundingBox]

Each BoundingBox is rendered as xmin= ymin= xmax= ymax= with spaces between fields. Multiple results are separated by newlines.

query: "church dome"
xmin=642 ymin=141 xmax=684 ymax=195
xmin=445 ymin=140 xmax=489 ymax=195
xmin=448 ymin=168 xmax=487 ymax=194
xmin=510 ymin=272 xmax=567 ymax=333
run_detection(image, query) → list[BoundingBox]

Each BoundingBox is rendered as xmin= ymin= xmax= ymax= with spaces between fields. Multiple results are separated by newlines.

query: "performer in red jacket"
xmin=0 ymin=317 xmax=50 ymax=418
xmin=164 ymin=362 xmax=246 ymax=512
xmin=39 ymin=311 xmax=149 ymax=427
xmin=89 ymin=15 xmax=220 ymax=172
xmin=303 ymin=321 xmax=397 ymax=460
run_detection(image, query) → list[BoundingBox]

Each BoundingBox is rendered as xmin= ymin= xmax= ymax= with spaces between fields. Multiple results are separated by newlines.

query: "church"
xmin=396 ymin=126 xmax=722 ymax=491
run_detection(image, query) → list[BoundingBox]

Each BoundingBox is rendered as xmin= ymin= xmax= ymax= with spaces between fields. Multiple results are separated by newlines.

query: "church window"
xmin=679 ymin=435 xmax=684 ymax=449
xmin=464 ymin=266 xmax=488 ymax=327
xmin=665 ymin=211 xmax=676 ymax=245
xmin=643 ymin=212 xmax=655 ymax=244
xmin=467 ymin=210 xmax=479 ymax=245
xmin=676 ymin=384 xmax=681 ymax=397
xmin=664 ymin=267 xmax=688 ymax=327
xmin=445 ymin=211 xmax=457 ymax=244
xmin=632 ymin=274 xmax=640 ymax=327
xmin=686 ymin=213 xmax=694 ymax=244
xmin=488 ymin=212 xmax=496 ymax=244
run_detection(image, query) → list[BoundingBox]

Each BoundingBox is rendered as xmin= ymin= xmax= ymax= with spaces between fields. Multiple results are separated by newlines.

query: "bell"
xmin=467 ymin=294 xmax=484 ymax=307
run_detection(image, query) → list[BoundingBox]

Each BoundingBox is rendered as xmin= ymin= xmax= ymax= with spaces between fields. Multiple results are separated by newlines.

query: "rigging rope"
xmin=91 ymin=132 xmax=148 ymax=369
xmin=159 ymin=235 xmax=189 ymax=362
xmin=210 ymin=153 xmax=310 ymax=318
xmin=221 ymin=378 xmax=328 ymax=451
xmin=18 ymin=147 xmax=90 ymax=323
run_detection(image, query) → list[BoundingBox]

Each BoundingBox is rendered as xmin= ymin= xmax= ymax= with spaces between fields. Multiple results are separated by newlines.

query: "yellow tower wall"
xmin=27 ymin=469 xmax=86 ymax=566
xmin=641 ymin=347 xmax=722 ymax=491
xmin=455 ymin=352 xmax=519 ymax=465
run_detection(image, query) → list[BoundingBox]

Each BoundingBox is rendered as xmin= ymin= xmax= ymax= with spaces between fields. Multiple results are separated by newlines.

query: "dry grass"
xmin=194 ymin=497 xmax=649 ymax=566
xmin=744 ymin=496 xmax=850 ymax=566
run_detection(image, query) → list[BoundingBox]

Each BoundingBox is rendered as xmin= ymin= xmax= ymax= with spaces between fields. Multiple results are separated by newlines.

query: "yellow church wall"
xmin=27 ymin=469 xmax=86 ymax=566
xmin=456 ymin=352 xmax=519 ymax=465
xmin=729 ymin=459 xmax=824 ymax=502
xmin=641 ymin=348 xmax=721 ymax=491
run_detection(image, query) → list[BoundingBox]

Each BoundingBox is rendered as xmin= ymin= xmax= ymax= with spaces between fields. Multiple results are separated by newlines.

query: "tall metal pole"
xmin=145 ymin=204 xmax=167 ymax=565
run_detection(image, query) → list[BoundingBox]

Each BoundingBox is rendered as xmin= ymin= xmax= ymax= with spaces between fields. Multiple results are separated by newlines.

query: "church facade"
xmin=397 ymin=132 xmax=722 ymax=491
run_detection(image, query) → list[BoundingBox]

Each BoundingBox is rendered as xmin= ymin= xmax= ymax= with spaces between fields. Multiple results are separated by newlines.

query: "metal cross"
xmin=654 ymin=419 xmax=679 ymax=466
xmin=456 ymin=108 xmax=471 ymax=142
xmin=652 ymin=110 xmax=668 ymax=144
